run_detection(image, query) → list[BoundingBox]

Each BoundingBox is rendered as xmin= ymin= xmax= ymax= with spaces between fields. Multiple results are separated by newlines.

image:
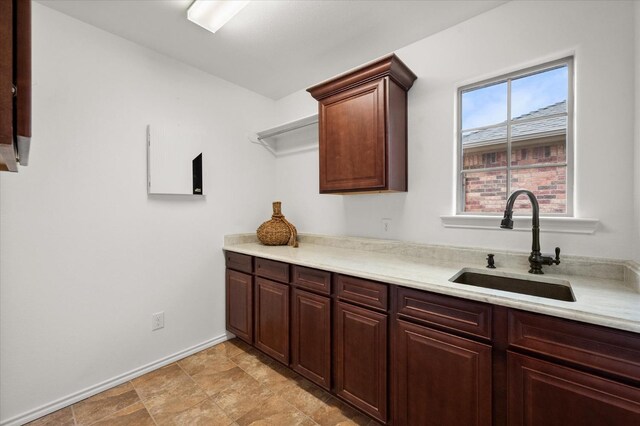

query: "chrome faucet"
xmin=500 ymin=190 xmax=561 ymax=274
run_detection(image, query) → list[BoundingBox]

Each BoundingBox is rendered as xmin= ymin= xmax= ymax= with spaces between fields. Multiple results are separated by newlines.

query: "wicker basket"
xmin=257 ymin=201 xmax=298 ymax=247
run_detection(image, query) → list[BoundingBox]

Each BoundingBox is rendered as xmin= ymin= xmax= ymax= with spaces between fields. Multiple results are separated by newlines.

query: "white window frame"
xmin=456 ymin=57 xmax=575 ymax=217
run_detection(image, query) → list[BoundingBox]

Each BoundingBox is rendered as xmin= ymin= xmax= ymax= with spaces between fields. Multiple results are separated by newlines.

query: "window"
xmin=458 ymin=58 xmax=573 ymax=215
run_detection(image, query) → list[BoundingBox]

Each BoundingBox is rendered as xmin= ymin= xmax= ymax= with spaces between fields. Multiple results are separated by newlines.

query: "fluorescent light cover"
xmin=187 ymin=0 xmax=250 ymax=34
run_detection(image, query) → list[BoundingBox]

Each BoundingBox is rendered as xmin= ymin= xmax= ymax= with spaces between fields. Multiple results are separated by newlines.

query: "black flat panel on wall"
xmin=193 ymin=153 xmax=202 ymax=195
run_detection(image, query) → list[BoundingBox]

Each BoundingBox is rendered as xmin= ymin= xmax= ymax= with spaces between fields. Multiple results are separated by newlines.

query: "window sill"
xmin=440 ymin=215 xmax=599 ymax=234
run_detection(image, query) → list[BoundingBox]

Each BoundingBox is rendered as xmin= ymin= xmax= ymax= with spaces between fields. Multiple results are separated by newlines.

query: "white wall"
xmin=635 ymin=0 xmax=640 ymax=263
xmin=275 ymin=0 xmax=637 ymax=259
xmin=0 ymin=4 xmax=276 ymax=423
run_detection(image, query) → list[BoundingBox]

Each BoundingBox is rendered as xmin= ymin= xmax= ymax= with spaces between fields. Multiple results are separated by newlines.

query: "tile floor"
xmin=27 ymin=339 xmax=380 ymax=426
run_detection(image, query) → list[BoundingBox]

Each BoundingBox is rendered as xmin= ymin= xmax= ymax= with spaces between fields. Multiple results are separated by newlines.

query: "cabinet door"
xmin=0 ymin=0 xmax=30 ymax=172
xmin=334 ymin=301 xmax=387 ymax=422
xmin=225 ymin=269 xmax=253 ymax=344
xmin=508 ymin=352 xmax=640 ymax=426
xmin=291 ymin=288 xmax=331 ymax=389
xmin=0 ymin=0 xmax=15 ymax=171
xmin=254 ymin=277 xmax=290 ymax=364
xmin=395 ymin=319 xmax=492 ymax=426
xmin=319 ymin=78 xmax=386 ymax=193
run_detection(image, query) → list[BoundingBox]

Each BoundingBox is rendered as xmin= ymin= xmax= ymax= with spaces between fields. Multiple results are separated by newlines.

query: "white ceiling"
xmin=37 ymin=0 xmax=507 ymax=100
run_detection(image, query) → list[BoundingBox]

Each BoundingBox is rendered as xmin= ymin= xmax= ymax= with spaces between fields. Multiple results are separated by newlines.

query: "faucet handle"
xmin=486 ymin=253 xmax=496 ymax=269
xmin=554 ymin=247 xmax=561 ymax=264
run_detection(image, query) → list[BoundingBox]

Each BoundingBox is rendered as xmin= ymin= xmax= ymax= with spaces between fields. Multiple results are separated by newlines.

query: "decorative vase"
xmin=256 ymin=201 xmax=298 ymax=248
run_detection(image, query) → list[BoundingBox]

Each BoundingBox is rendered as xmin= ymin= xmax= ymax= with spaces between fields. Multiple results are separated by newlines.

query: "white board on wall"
xmin=147 ymin=124 xmax=204 ymax=195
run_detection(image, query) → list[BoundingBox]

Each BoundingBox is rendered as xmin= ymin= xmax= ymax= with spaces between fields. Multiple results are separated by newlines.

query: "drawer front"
xmin=508 ymin=310 xmax=640 ymax=382
xmin=397 ymin=286 xmax=492 ymax=340
xmin=508 ymin=352 xmax=640 ymax=426
xmin=255 ymin=257 xmax=290 ymax=283
xmin=336 ymin=274 xmax=388 ymax=311
xmin=225 ymin=251 xmax=253 ymax=274
xmin=292 ymin=265 xmax=331 ymax=295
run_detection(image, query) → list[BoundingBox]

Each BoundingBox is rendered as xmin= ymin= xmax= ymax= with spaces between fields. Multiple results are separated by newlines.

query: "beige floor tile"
xmin=72 ymin=382 xmax=140 ymax=425
xmin=142 ymin=377 xmax=208 ymax=423
xmin=311 ymin=397 xmax=372 ymax=426
xmin=240 ymin=355 xmax=297 ymax=393
xmin=190 ymin=365 xmax=252 ymax=397
xmin=280 ymin=377 xmax=332 ymax=417
xmin=131 ymin=363 xmax=187 ymax=401
xmin=25 ymin=407 xmax=74 ymax=425
xmin=155 ymin=398 xmax=234 ymax=426
xmin=208 ymin=339 xmax=250 ymax=358
xmin=27 ymin=340 xmax=383 ymax=426
xmin=212 ymin=375 xmax=273 ymax=421
xmin=233 ymin=351 xmax=277 ymax=382
xmin=232 ymin=348 xmax=273 ymax=372
xmin=91 ymin=401 xmax=154 ymax=426
xmin=235 ymin=394 xmax=316 ymax=426
xmin=179 ymin=351 xmax=237 ymax=378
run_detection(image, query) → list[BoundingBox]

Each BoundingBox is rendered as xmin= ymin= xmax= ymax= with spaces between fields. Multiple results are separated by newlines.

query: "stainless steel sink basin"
xmin=449 ymin=268 xmax=576 ymax=302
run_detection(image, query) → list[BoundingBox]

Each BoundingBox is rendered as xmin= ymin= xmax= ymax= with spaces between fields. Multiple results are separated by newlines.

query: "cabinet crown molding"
xmin=307 ymin=53 xmax=417 ymax=100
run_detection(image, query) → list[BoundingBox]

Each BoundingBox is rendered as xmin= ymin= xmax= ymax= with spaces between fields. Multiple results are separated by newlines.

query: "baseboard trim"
xmin=1 ymin=333 xmax=232 ymax=426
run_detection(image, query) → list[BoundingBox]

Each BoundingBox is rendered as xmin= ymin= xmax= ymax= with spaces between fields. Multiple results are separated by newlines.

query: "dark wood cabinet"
xmin=395 ymin=319 xmax=492 ymax=426
xmin=225 ymin=251 xmax=253 ymax=274
xmin=1 ymin=0 xmax=31 ymax=172
xmin=291 ymin=288 xmax=331 ymax=389
xmin=508 ymin=352 xmax=640 ymax=426
xmin=307 ymin=54 xmax=417 ymax=194
xmin=334 ymin=301 xmax=388 ymax=422
xmin=254 ymin=277 xmax=290 ymax=364
xmin=507 ymin=309 xmax=640 ymax=382
xmin=224 ymin=251 xmax=640 ymax=426
xmin=225 ymin=269 xmax=253 ymax=344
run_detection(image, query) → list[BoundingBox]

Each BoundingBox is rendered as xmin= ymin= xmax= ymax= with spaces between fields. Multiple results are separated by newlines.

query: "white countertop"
xmin=223 ymin=236 xmax=640 ymax=334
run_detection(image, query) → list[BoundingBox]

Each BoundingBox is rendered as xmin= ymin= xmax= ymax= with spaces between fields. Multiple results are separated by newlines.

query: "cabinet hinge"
xmin=11 ymin=84 xmax=17 ymax=97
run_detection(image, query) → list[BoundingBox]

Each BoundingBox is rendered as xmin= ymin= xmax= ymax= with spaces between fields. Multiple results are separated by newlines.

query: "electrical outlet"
xmin=152 ymin=312 xmax=164 ymax=331
xmin=381 ymin=218 xmax=392 ymax=233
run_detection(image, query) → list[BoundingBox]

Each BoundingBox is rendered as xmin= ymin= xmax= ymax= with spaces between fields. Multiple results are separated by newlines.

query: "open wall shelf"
xmin=249 ymin=114 xmax=318 ymax=157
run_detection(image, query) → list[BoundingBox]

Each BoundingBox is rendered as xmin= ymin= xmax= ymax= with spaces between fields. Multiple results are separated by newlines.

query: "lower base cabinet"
xmin=226 ymin=253 xmax=640 ymax=426
xmin=225 ymin=269 xmax=253 ymax=343
xmin=508 ymin=352 xmax=640 ymax=426
xmin=291 ymin=288 xmax=331 ymax=389
xmin=254 ymin=277 xmax=290 ymax=364
xmin=334 ymin=301 xmax=388 ymax=422
xmin=395 ymin=319 xmax=492 ymax=426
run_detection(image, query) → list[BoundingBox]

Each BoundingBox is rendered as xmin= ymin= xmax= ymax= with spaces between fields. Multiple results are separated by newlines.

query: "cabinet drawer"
xmin=336 ymin=274 xmax=388 ymax=311
xmin=255 ymin=257 xmax=290 ymax=283
xmin=508 ymin=310 xmax=640 ymax=382
xmin=508 ymin=352 xmax=640 ymax=425
xmin=225 ymin=251 xmax=252 ymax=274
xmin=397 ymin=286 xmax=492 ymax=340
xmin=292 ymin=265 xmax=331 ymax=295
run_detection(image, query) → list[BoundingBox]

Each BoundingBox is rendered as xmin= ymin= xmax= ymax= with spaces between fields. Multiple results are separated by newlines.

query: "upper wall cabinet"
xmin=307 ymin=54 xmax=416 ymax=194
xmin=0 ymin=0 xmax=31 ymax=172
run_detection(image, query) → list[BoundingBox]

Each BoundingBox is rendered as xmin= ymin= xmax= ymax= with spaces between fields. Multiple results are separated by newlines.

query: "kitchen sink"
xmin=449 ymin=268 xmax=576 ymax=302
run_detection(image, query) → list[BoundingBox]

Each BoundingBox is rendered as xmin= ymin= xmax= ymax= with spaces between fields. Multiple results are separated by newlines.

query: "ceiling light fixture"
xmin=187 ymin=0 xmax=250 ymax=34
